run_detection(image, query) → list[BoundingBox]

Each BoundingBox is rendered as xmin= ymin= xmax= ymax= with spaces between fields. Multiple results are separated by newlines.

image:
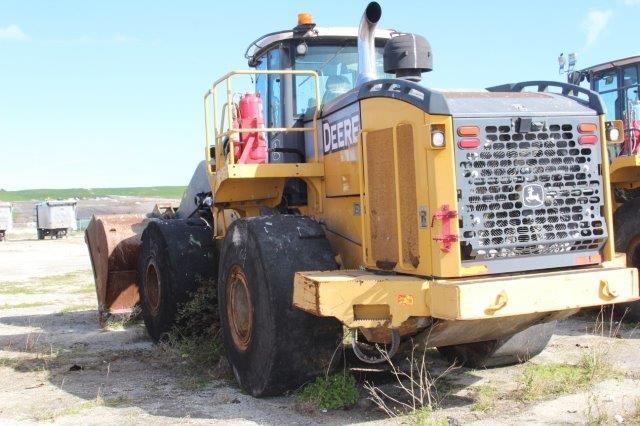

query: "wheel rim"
xmin=226 ymin=265 xmax=253 ymax=352
xmin=145 ymin=262 xmax=161 ymax=315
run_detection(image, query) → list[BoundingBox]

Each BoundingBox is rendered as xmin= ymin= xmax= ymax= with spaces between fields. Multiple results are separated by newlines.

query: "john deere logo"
xmin=522 ymin=184 xmax=544 ymax=207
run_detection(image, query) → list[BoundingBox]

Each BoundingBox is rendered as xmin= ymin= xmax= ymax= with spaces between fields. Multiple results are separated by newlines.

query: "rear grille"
xmin=454 ymin=117 xmax=607 ymax=270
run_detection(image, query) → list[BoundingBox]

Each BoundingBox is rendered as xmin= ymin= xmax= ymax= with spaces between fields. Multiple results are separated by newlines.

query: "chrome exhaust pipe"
xmin=356 ymin=2 xmax=382 ymax=87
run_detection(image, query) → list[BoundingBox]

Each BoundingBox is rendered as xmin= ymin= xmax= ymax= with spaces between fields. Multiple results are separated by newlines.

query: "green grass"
xmin=104 ymin=395 xmax=133 ymax=407
xmin=162 ymin=283 xmax=225 ymax=390
xmin=410 ymin=405 xmax=448 ymax=426
xmin=102 ymin=310 xmax=141 ymax=331
xmin=1 ymin=301 xmax=50 ymax=310
xmin=0 ymin=271 xmax=94 ymax=296
xmin=0 ymin=186 xmax=184 ymax=202
xmin=298 ymin=374 xmax=359 ymax=410
xmin=56 ymin=304 xmax=96 ymax=315
xmin=35 ymin=399 xmax=103 ymax=421
xmin=72 ymin=282 xmax=97 ymax=294
xmin=0 ymin=282 xmax=42 ymax=295
xmin=469 ymin=384 xmax=497 ymax=412
xmin=36 ymin=270 xmax=91 ymax=286
xmin=515 ymin=352 xmax=619 ymax=402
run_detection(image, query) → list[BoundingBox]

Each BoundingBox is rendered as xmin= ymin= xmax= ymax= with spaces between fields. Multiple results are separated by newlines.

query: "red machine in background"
xmin=232 ymin=92 xmax=267 ymax=164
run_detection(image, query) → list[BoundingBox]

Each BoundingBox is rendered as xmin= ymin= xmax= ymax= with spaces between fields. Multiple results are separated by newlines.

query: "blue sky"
xmin=1 ymin=0 xmax=638 ymax=190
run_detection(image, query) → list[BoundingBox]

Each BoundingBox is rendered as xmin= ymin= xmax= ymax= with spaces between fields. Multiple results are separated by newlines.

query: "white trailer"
xmin=36 ymin=200 xmax=77 ymax=240
xmin=0 ymin=202 xmax=12 ymax=242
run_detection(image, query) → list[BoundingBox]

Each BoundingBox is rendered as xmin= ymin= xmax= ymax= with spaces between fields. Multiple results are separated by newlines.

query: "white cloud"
xmin=622 ymin=0 xmax=640 ymax=5
xmin=0 ymin=24 xmax=27 ymax=41
xmin=582 ymin=9 xmax=612 ymax=49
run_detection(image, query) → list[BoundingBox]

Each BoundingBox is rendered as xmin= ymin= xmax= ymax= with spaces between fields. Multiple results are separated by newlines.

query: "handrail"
xmin=204 ymin=69 xmax=321 ymax=178
xmin=487 ymin=80 xmax=605 ymax=115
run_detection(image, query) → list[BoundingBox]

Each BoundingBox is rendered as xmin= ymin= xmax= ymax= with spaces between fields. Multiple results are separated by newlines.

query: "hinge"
xmin=431 ymin=204 xmax=458 ymax=253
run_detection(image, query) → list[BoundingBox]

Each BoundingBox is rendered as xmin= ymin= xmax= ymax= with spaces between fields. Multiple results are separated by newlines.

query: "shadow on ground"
xmin=0 ymin=309 xmax=489 ymax=423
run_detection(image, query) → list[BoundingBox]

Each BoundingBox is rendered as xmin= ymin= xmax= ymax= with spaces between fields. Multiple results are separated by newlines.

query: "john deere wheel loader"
xmin=86 ymin=3 xmax=639 ymax=397
xmin=567 ymin=56 xmax=640 ymax=320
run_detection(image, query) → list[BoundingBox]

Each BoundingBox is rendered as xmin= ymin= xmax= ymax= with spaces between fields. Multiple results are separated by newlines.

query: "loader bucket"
xmin=85 ymin=214 xmax=149 ymax=324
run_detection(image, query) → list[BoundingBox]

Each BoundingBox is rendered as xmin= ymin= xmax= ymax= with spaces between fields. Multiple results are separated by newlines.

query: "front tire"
xmin=218 ymin=215 xmax=342 ymax=396
xmin=437 ymin=321 xmax=556 ymax=368
xmin=138 ymin=219 xmax=217 ymax=342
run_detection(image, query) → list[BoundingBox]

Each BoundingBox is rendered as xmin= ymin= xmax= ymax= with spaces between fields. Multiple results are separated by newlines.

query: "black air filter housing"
xmin=383 ymin=34 xmax=432 ymax=82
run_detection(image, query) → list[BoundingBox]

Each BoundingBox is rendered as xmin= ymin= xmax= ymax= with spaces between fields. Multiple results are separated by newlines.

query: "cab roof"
xmin=581 ymin=54 xmax=640 ymax=74
xmin=245 ymin=26 xmax=395 ymax=63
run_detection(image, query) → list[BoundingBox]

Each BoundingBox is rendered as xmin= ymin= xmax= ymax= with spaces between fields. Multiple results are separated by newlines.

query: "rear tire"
xmin=138 ymin=219 xmax=217 ymax=342
xmin=437 ymin=321 xmax=556 ymax=368
xmin=218 ymin=215 xmax=342 ymax=396
xmin=614 ymin=198 xmax=640 ymax=322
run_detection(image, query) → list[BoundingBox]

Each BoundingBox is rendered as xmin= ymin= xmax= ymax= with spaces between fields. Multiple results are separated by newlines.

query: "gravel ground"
xmin=2 ymin=232 xmax=640 ymax=425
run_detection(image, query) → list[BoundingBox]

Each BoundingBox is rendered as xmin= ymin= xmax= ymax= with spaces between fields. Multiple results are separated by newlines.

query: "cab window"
xmin=594 ymin=71 xmax=617 ymax=92
xmin=600 ymin=90 xmax=619 ymax=121
xmin=293 ymin=43 xmax=389 ymax=116
xmin=592 ymin=64 xmax=640 ymax=121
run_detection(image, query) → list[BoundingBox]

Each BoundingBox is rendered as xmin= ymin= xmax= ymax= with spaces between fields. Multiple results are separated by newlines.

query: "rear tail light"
xmin=578 ymin=123 xmax=597 ymax=133
xmin=457 ymin=126 xmax=479 ymax=137
xmin=579 ymin=135 xmax=597 ymax=145
xmin=458 ymin=138 xmax=481 ymax=149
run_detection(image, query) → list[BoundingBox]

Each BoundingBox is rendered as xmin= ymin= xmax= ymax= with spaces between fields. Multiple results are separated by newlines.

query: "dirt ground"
xmin=2 ymin=231 xmax=640 ymax=425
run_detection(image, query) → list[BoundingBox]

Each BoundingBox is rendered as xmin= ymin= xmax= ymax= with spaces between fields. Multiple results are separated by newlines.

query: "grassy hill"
xmin=0 ymin=186 xmax=185 ymax=202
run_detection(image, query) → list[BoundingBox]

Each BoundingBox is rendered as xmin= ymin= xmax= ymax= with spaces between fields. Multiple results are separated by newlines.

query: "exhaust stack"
xmin=356 ymin=2 xmax=382 ymax=87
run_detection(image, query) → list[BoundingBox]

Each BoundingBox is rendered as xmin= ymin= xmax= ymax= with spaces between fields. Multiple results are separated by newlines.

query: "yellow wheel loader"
xmin=568 ymin=56 xmax=640 ymax=320
xmin=86 ymin=3 xmax=638 ymax=397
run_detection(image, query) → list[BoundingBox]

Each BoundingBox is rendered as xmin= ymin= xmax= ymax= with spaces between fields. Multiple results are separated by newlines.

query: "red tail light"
xmin=458 ymin=138 xmax=481 ymax=149
xmin=579 ymin=135 xmax=597 ymax=145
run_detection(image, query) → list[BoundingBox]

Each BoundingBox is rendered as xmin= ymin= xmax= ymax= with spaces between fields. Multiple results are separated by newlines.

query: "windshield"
xmin=294 ymin=43 xmax=390 ymax=115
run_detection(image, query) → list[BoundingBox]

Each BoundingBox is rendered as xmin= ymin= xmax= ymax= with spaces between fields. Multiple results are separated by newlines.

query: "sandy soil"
xmin=2 ymin=234 xmax=640 ymax=425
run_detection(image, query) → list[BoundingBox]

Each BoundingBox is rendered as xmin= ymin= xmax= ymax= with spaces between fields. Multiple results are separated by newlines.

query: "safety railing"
xmin=204 ymin=70 xmax=321 ymax=175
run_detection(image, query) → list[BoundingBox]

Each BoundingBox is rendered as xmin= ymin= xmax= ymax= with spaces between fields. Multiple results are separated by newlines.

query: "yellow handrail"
xmin=204 ymin=69 xmax=321 ymax=175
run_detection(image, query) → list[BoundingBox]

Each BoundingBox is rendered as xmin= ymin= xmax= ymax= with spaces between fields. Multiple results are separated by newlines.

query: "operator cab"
xmin=245 ymin=16 xmax=393 ymax=163
xmin=576 ymin=56 xmax=640 ymax=155
xmin=582 ymin=56 xmax=640 ymax=121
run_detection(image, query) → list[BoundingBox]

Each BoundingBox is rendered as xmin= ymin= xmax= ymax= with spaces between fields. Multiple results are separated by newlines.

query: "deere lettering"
xmin=322 ymin=113 xmax=360 ymax=154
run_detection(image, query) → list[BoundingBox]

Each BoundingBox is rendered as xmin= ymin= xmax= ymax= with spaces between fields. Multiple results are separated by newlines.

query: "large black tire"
xmin=437 ymin=321 xmax=556 ymax=368
xmin=138 ymin=218 xmax=218 ymax=342
xmin=218 ymin=215 xmax=343 ymax=397
xmin=614 ymin=197 xmax=640 ymax=321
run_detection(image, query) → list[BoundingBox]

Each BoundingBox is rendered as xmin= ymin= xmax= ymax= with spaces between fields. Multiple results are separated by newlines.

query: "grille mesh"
xmin=455 ymin=118 xmax=607 ymax=263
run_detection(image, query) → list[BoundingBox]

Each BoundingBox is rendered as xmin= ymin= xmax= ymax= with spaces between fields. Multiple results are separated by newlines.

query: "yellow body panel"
xmin=356 ymin=98 xmax=461 ymax=277
xmin=293 ymin=263 xmax=639 ymax=328
xmin=610 ymin=155 xmax=640 ymax=185
xmin=598 ymin=115 xmax=617 ymax=261
xmin=323 ymin=151 xmax=360 ymax=196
